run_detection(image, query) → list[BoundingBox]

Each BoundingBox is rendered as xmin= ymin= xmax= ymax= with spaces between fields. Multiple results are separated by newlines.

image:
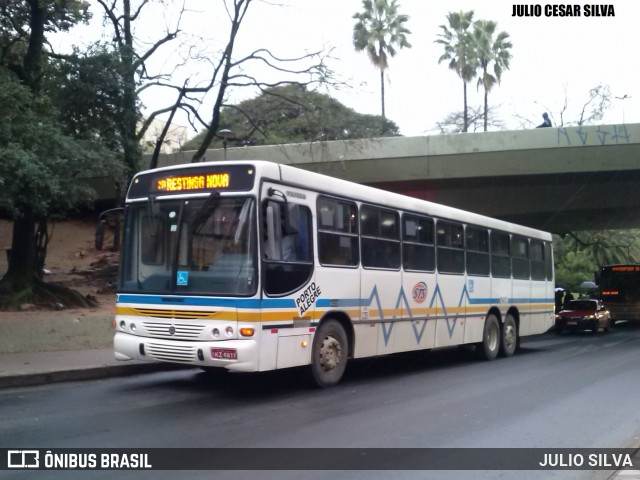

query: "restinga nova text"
xmin=512 ymin=4 xmax=615 ymax=16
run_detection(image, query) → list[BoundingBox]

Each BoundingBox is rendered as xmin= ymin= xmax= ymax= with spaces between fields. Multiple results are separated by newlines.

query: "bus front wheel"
xmin=311 ymin=319 xmax=348 ymax=388
xmin=479 ymin=314 xmax=500 ymax=361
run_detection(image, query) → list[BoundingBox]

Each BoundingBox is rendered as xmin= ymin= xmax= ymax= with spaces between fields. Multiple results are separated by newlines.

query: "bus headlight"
xmin=226 ymin=326 xmax=234 ymax=337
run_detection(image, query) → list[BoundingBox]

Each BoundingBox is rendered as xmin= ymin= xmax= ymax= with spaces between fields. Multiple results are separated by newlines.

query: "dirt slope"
xmin=0 ymin=218 xmax=118 ymax=315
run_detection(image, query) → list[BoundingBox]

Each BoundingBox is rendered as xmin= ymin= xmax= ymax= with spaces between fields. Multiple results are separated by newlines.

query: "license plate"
xmin=211 ymin=348 xmax=238 ymax=360
xmin=567 ymin=321 xmax=577 ymax=325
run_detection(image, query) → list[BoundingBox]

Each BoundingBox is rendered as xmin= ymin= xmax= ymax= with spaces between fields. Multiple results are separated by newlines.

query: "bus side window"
xmin=263 ymin=200 xmax=313 ymax=296
xmin=317 ymin=196 xmax=359 ymax=267
xmin=491 ymin=230 xmax=511 ymax=278
xmin=264 ymin=201 xmax=282 ymax=260
xmin=511 ymin=235 xmax=530 ymax=279
xmin=361 ymin=205 xmax=400 ymax=269
xmin=436 ymin=220 xmax=464 ymax=274
xmin=283 ymin=204 xmax=312 ymax=262
xmin=402 ymin=214 xmax=435 ymax=272
xmin=466 ymin=226 xmax=490 ymax=276
xmin=530 ymin=239 xmax=545 ymax=280
xmin=264 ymin=201 xmax=312 ymax=262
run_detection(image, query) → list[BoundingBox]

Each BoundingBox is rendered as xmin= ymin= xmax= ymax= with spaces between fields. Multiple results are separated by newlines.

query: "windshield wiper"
xmin=189 ymin=191 xmax=221 ymax=236
xmin=147 ymin=194 xmax=161 ymax=237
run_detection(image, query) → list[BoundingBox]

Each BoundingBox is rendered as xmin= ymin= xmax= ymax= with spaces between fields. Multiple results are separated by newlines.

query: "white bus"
xmin=114 ymin=160 xmax=555 ymax=386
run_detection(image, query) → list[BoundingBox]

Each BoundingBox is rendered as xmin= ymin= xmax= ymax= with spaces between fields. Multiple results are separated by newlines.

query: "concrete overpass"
xmin=149 ymin=123 xmax=640 ymax=233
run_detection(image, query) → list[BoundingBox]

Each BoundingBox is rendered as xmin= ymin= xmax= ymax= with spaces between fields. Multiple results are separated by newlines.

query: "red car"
xmin=555 ymin=299 xmax=611 ymax=334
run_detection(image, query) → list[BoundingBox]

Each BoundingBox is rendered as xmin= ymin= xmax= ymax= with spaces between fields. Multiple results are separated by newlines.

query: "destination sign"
xmin=155 ymin=173 xmax=230 ymax=192
xmin=611 ymin=266 xmax=640 ymax=272
xmin=127 ymin=164 xmax=256 ymax=199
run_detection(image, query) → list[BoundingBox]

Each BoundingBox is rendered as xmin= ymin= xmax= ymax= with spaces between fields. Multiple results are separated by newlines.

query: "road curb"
xmin=0 ymin=363 xmax=189 ymax=390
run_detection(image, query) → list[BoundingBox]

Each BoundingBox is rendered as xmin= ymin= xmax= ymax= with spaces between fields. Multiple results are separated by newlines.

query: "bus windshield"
xmin=599 ymin=266 xmax=640 ymax=303
xmin=120 ymin=196 xmax=257 ymax=296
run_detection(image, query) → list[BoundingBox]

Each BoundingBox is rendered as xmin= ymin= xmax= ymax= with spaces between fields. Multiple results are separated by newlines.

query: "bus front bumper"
xmin=114 ymin=331 xmax=259 ymax=372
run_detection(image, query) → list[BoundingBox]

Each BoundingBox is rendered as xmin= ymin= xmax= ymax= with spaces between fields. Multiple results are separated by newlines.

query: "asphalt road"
xmin=2 ymin=323 xmax=640 ymax=480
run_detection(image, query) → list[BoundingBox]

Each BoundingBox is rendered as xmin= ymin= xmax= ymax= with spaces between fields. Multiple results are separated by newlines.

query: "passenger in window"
xmin=281 ymin=233 xmax=297 ymax=261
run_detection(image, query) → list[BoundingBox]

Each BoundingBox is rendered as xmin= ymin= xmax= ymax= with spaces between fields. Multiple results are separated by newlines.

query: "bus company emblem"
xmin=168 ymin=325 xmax=176 ymax=336
xmin=412 ymin=282 xmax=428 ymax=304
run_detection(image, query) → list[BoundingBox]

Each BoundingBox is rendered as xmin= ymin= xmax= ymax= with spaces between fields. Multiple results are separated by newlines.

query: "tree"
xmin=472 ymin=20 xmax=511 ymax=132
xmin=353 ymin=0 xmax=411 ymax=119
xmin=434 ymin=104 xmax=504 ymax=134
xmin=553 ymin=244 xmax=597 ymax=290
xmin=186 ymin=0 xmax=334 ymax=164
xmin=553 ymin=230 xmax=640 ymax=289
xmin=45 ymin=45 xmax=128 ymax=159
xmin=514 ymin=84 xmax=612 ymax=128
xmin=182 ymin=84 xmax=399 ymax=150
xmin=95 ymin=0 xmax=334 ymax=168
xmin=0 ymin=1 xmax=119 ymax=309
xmin=435 ymin=10 xmax=476 ymax=133
xmin=563 ymin=231 xmax=640 ymax=267
xmin=94 ymin=0 xmax=182 ymax=176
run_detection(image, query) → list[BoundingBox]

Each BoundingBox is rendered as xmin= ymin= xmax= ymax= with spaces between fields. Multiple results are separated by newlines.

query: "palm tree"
xmin=353 ymin=0 xmax=411 ymax=119
xmin=473 ymin=20 xmax=512 ymax=131
xmin=435 ymin=10 xmax=476 ymax=133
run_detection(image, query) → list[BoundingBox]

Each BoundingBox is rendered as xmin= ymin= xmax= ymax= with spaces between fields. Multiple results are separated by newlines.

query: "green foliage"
xmin=435 ymin=10 xmax=476 ymax=132
xmin=436 ymin=12 xmax=512 ymax=133
xmin=1 ymin=0 xmax=123 ymax=308
xmin=472 ymin=20 xmax=511 ymax=131
xmin=45 ymin=45 xmax=128 ymax=159
xmin=183 ymin=85 xmax=399 ymax=151
xmin=353 ymin=0 xmax=412 ymax=71
xmin=435 ymin=11 xmax=477 ymax=83
xmin=0 ymin=68 xmax=117 ymax=218
xmin=554 ymin=248 xmax=596 ymax=290
xmin=473 ymin=21 xmax=511 ymax=94
xmin=0 ymin=1 xmax=90 ymax=42
xmin=353 ymin=0 xmax=411 ymax=117
xmin=553 ymin=230 xmax=640 ymax=289
xmin=564 ymin=230 xmax=640 ymax=266
xmin=0 ymin=0 xmax=91 ymax=86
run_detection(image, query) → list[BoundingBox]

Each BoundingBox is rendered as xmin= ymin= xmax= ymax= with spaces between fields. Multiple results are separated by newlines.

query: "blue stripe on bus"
xmin=118 ymin=293 xmax=553 ymax=309
xmin=117 ymin=294 xmax=295 ymax=309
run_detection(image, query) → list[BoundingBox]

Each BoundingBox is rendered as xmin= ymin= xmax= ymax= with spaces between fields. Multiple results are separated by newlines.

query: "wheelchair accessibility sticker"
xmin=177 ymin=271 xmax=189 ymax=286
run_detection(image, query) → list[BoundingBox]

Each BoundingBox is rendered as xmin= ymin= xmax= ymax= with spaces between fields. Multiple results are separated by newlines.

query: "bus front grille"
xmin=143 ymin=322 xmax=205 ymax=339
xmin=134 ymin=308 xmax=218 ymax=320
xmin=146 ymin=343 xmax=197 ymax=363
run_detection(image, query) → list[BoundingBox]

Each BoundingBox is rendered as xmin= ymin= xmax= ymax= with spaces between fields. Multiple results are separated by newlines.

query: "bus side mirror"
xmin=95 ymin=207 xmax=124 ymax=251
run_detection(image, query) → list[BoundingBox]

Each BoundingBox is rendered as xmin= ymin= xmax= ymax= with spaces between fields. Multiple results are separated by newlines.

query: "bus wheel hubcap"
xmin=505 ymin=325 xmax=515 ymax=348
xmin=320 ymin=336 xmax=341 ymax=371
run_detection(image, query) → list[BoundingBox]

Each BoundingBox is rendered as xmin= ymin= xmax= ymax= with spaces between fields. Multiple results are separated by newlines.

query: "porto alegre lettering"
xmin=512 ymin=4 xmax=615 ymax=17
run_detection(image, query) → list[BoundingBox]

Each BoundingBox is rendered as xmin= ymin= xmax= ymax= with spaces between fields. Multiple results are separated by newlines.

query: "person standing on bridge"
xmin=536 ymin=112 xmax=552 ymax=128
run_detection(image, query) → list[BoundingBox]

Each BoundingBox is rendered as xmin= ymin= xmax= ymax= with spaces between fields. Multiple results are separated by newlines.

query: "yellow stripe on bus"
xmin=117 ymin=304 xmax=554 ymax=323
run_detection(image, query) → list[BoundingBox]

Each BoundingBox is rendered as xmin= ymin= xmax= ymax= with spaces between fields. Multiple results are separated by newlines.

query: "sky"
xmin=58 ymin=0 xmax=640 ymax=138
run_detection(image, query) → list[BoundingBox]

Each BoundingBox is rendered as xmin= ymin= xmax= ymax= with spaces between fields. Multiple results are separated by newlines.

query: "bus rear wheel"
xmin=500 ymin=314 xmax=518 ymax=357
xmin=478 ymin=314 xmax=500 ymax=361
xmin=311 ymin=319 xmax=348 ymax=387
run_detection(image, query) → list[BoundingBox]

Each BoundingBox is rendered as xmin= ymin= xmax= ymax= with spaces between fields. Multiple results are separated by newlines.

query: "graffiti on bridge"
xmin=556 ymin=124 xmax=631 ymax=146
